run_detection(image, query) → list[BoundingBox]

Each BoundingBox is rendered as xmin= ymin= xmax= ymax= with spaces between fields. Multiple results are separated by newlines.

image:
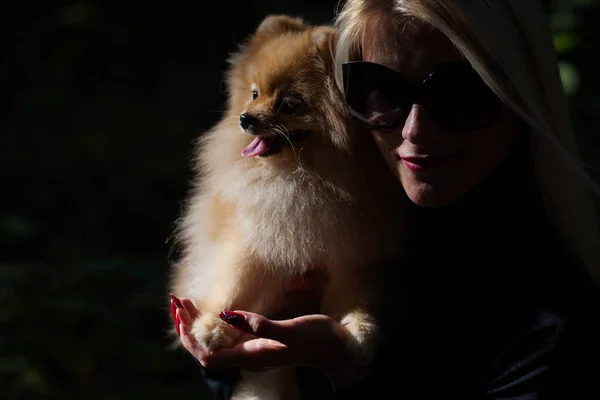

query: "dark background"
xmin=2 ymin=1 xmax=599 ymax=399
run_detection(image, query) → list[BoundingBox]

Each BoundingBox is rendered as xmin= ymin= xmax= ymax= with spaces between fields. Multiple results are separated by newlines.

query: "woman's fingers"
xmin=169 ymin=297 xmax=343 ymax=373
xmin=180 ymin=298 xmax=200 ymax=319
xmin=176 ymin=307 xmax=192 ymax=325
xmin=170 ymin=293 xmax=183 ymax=310
xmin=170 ymin=294 xmax=200 ymax=324
xmin=170 ymin=299 xmax=177 ymax=322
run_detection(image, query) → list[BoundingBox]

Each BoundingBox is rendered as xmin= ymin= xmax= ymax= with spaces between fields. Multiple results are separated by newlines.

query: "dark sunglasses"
xmin=342 ymin=61 xmax=502 ymax=132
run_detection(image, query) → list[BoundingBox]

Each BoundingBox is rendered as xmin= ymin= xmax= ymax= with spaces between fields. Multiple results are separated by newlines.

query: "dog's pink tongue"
xmin=241 ymin=136 xmax=269 ymax=157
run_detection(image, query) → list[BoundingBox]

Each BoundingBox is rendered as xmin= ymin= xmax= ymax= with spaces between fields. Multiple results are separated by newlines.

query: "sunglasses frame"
xmin=342 ymin=61 xmax=503 ymax=132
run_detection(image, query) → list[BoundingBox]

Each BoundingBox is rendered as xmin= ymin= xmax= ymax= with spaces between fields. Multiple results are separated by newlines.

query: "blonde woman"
xmin=173 ymin=1 xmax=600 ymax=398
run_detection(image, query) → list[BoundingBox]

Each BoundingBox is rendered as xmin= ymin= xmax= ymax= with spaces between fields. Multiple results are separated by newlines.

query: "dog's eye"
xmin=252 ymin=90 xmax=259 ymax=100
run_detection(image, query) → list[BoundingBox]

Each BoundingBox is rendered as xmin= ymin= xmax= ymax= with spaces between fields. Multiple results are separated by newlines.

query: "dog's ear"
xmin=254 ymin=14 xmax=307 ymax=37
xmin=312 ymin=26 xmax=338 ymax=73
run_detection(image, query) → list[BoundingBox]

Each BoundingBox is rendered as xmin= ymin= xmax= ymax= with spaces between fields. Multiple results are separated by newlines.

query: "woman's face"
xmin=361 ymin=17 xmax=520 ymax=208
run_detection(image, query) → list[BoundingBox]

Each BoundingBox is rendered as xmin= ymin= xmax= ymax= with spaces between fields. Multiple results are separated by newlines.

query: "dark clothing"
xmin=197 ymin=144 xmax=600 ymax=399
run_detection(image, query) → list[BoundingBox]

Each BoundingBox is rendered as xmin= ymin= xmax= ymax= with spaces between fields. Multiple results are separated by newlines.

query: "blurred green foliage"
xmin=547 ymin=0 xmax=600 ymax=179
xmin=2 ymin=1 xmax=599 ymax=399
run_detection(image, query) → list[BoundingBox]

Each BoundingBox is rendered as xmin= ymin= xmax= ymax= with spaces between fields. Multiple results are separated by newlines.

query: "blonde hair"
xmin=334 ymin=0 xmax=600 ymax=283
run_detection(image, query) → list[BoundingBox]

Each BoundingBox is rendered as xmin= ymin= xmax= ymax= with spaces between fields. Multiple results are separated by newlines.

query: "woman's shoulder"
xmin=482 ymin=292 xmax=600 ymax=399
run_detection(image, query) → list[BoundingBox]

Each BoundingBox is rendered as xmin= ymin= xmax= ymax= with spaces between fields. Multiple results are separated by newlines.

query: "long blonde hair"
xmin=334 ymin=0 xmax=600 ymax=283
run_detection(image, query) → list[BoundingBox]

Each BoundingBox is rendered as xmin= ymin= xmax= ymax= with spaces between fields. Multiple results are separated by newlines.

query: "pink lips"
xmin=401 ymin=155 xmax=450 ymax=172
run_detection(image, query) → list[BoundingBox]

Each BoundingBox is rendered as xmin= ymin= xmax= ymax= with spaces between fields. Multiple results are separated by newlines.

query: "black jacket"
xmin=196 ymin=144 xmax=600 ymax=399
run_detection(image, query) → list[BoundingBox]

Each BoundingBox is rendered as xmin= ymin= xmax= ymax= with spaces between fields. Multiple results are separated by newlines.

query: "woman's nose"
xmin=401 ymin=104 xmax=443 ymax=144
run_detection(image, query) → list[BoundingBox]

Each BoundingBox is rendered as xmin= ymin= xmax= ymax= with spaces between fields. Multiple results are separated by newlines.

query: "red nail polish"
xmin=175 ymin=313 xmax=181 ymax=336
xmin=170 ymin=299 xmax=177 ymax=322
xmin=219 ymin=311 xmax=245 ymax=326
xmin=170 ymin=293 xmax=183 ymax=309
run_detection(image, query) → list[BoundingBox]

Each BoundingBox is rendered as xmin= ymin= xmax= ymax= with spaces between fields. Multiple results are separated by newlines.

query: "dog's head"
xmin=224 ymin=15 xmax=349 ymax=158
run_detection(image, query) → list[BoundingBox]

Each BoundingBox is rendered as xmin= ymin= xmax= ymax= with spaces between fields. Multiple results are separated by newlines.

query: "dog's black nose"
xmin=240 ymin=113 xmax=258 ymax=131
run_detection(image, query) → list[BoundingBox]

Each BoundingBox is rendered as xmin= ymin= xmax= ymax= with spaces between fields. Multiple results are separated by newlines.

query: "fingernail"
xmin=175 ymin=313 xmax=181 ymax=336
xmin=170 ymin=299 xmax=177 ymax=322
xmin=170 ymin=293 xmax=183 ymax=309
xmin=219 ymin=311 xmax=245 ymax=327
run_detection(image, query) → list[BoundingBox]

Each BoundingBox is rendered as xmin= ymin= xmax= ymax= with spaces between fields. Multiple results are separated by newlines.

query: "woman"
xmin=172 ymin=0 xmax=600 ymax=398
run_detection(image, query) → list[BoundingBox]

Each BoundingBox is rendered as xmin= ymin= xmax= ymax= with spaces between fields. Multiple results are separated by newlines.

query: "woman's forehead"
xmin=361 ymin=15 xmax=464 ymax=80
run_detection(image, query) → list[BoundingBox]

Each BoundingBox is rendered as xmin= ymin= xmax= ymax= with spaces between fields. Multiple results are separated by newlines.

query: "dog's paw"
xmin=191 ymin=314 xmax=240 ymax=351
xmin=340 ymin=311 xmax=381 ymax=366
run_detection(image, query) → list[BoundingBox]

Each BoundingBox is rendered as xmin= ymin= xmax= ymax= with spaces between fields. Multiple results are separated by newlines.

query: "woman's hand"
xmin=170 ymin=271 xmax=372 ymax=390
xmin=173 ymin=301 xmax=369 ymax=390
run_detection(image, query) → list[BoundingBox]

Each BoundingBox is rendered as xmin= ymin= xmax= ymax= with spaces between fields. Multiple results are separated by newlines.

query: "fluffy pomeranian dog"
xmin=169 ymin=14 xmax=406 ymax=400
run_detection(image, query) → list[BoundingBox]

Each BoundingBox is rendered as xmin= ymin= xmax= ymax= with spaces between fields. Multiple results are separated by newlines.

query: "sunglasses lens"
xmin=343 ymin=63 xmax=410 ymax=129
xmin=343 ymin=62 xmax=502 ymax=132
xmin=424 ymin=65 xmax=502 ymax=131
